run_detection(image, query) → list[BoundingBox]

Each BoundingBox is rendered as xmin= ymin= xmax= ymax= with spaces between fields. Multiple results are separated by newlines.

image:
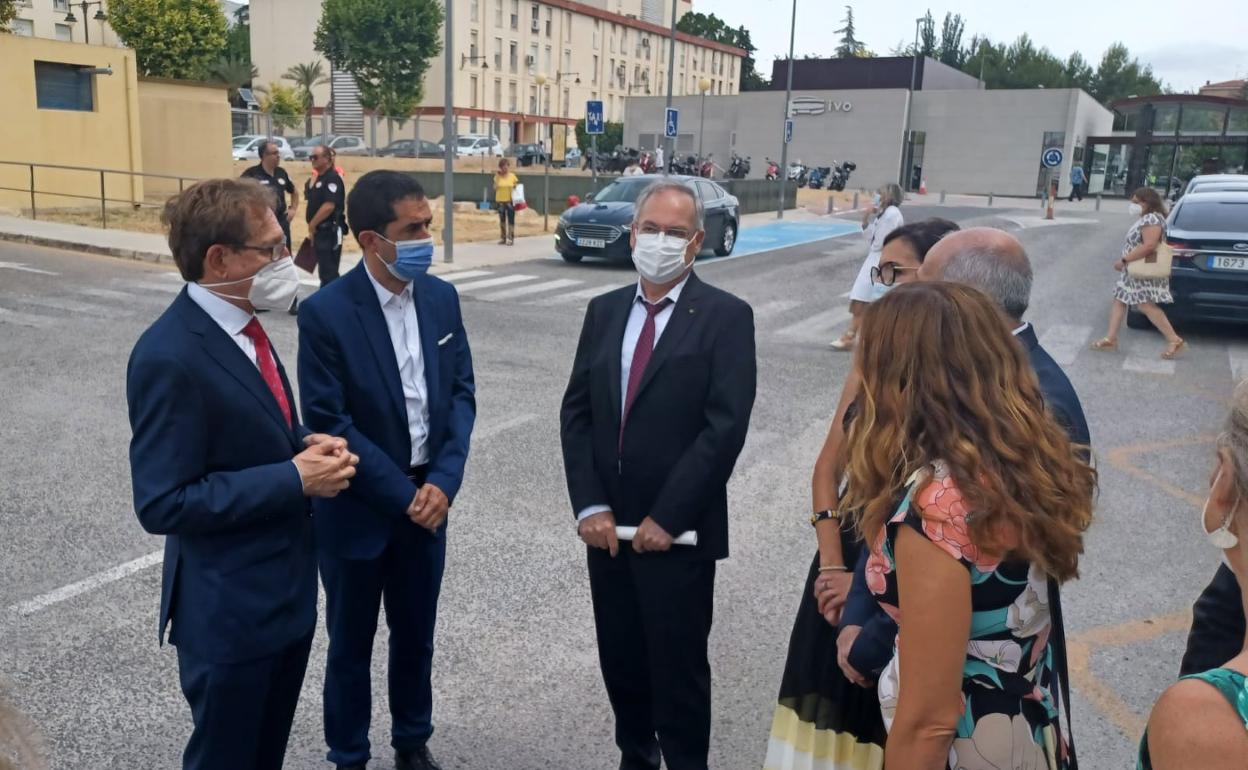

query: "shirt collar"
xmin=187 ymin=281 xmax=254 ymax=336
xmin=364 ymin=258 xmax=412 ymax=307
xmin=633 ymin=271 xmax=691 ymax=307
xmin=1012 ymin=322 xmax=1030 ymax=337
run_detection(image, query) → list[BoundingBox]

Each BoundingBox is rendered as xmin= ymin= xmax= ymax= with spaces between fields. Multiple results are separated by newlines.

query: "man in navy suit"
xmin=127 ymin=178 xmax=358 ymax=770
xmin=837 ymin=227 xmax=1090 ymax=684
xmin=297 ymin=171 xmax=476 ymax=770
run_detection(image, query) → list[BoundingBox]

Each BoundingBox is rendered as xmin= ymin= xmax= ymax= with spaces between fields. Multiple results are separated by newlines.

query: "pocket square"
xmin=437 ymin=333 xmax=453 ymax=346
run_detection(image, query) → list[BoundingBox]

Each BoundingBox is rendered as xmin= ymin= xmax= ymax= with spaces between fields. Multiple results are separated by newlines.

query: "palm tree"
xmin=283 ymin=60 xmax=331 ymax=136
xmin=208 ymin=56 xmax=259 ymax=104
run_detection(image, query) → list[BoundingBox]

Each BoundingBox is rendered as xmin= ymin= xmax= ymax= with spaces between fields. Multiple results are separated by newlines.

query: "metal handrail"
xmin=0 ymin=159 xmax=202 ymax=229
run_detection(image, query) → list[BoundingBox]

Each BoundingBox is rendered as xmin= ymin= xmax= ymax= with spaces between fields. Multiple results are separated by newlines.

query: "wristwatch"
xmin=810 ymin=509 xmax=840 ymax=527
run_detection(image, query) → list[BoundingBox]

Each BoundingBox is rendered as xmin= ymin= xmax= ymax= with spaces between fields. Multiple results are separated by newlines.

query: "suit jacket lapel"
xmin=411 ymin=274 xmax=441 ymax=416
xmin=349 ymin=266 xmax=407 ymax=424
xmin=605 ymin=288 xmax=634 ymax=424
xmin=634 ymin=272 xmax=701 ymax=400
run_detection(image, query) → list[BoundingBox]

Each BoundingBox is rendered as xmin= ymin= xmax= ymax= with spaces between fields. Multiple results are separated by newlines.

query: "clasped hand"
xmin=578 ymin=512 xmax=673 ymax=556
xmin=294 ymin=434 xmax=359 ymax=497
xmin=408 ymin=483 xmax=449 ymax=532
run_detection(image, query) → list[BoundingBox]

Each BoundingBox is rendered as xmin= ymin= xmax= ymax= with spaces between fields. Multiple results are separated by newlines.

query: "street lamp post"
xmin=62 ymin=1 xmax=108 ymax=45
xmin=777 ymin=0 xmax=796 ymax=219
xmin=460 ymin=54 xmax=490 ymax=175
xmin=697 ymin=77 xmax=712 ymax=162
xmin=899 ymin=17 xmax=923 ymax=189
xmin=664 ymin=0 xmax=678 ymax=165
xmin=536 ymin=72 xmax=551 ymax=232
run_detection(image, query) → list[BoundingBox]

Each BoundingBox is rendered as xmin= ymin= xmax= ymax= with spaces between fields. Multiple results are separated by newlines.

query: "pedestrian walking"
xmin=126 ymin=178 xmax=358 ymax=770
xmin=831 ymin=184 xmax=904 ymax=351
xmin=764 ymin=219 xmax=959 ymax=770
xmin=560 ymin=179 xmax=757 ymax=770
xmin=843 ymin=281 xmax=1095 ymax=770
xmin=654 ymin=145 xmax=665 ymax=174
xmin=305 ymin=145 xmax=347 ymax=288
xmin=1091 ymin=187 xmax=1186 ymax=359
xmin=240 ymin=140 xmax=299 ymax=248
xmin=493 ymin=158 xmax=519 ymax=245
xmin=1138 ymin=384 xmax=1248 ymax=770
xmin=297 ymin=171 xmax=476 ymax=770
xmin=1068 ymin=164 xmax=1086 ymax=202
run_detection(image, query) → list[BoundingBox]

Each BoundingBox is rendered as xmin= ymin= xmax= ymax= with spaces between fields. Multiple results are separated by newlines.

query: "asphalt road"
xmin=1 ymin=204 xmax=1242 ymax=769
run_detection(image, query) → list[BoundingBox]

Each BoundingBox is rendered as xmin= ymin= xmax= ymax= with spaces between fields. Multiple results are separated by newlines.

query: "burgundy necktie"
xmin=621 ymin=298 xmax=672 ymax=441
xmin=241 ymin=317 xmax=293 ymax=428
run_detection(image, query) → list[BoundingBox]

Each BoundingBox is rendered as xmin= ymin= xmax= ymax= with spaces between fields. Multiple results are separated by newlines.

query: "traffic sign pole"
xmin=586 ymin=99 xmax=604 ymax=193
xmin=1041 ymin=148 xmax=1064 ymax=221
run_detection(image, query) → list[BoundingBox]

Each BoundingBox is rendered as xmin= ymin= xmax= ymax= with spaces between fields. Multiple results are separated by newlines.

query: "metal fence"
xmin=0 ymin=159 xmax=200 ymax=229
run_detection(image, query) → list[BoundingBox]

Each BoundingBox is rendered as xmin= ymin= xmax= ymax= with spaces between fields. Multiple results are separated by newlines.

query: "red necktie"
xmin=241 ymin=317 xmax=292 ymax=428
xmin=621 ymin=298 xmax=672 ymax=442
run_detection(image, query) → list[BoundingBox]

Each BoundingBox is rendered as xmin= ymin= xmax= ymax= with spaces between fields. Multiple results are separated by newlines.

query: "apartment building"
xmin=249 ymin=0 xmax=744 ymax=146
xmin=8 ymin=0 xmax=123 ymax=47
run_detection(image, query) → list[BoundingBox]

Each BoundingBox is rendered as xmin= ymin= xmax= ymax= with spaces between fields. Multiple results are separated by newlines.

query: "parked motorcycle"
xmin=827 ymin=160 xmax=857 ymax=191
xmin=806 ymin=166 xmax=832 ymax=189
xmin=698 ymin=154 xmax=715 ymax=178
xmin=787 ymin=161 xmax=808 ymax=187
xmin=727 ymin=153 xmax=751 ymax=179
xmin=765 ymin=158 xmax=779 ymax=181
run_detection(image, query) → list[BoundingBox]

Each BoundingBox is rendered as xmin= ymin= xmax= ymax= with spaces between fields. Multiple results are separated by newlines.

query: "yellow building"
xmin=250 ymin=0 xmax=744 ymax=147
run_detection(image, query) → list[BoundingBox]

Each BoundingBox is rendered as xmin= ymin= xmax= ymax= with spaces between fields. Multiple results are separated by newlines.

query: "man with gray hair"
xmin=560 ymin=179 xmax=757 ymax=770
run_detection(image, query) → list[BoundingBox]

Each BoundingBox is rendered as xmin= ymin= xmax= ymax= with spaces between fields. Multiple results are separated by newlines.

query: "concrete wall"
xmin=137 ymin=78 xmax=235 ymax=198
xmin=0 ymin=35 xmax=143 ymax=212
xmin=920 ymin=58 xmax=981 ymax=91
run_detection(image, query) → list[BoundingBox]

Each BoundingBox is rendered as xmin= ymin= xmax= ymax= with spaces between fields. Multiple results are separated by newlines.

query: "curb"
xmin=0 ymin=230 xmax=169 ymax=263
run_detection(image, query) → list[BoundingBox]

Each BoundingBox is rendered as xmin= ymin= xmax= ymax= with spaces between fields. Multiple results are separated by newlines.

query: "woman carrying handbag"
xmin=1091 ymin=187 xmax=1185 ymax=359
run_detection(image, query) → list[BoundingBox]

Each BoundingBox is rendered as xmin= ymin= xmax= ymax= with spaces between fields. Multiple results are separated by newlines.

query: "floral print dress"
xmin=1114 ymin=211 xmax=1172 ymax=306
xmin=867 ymin=462 xmax=1071 ymax=770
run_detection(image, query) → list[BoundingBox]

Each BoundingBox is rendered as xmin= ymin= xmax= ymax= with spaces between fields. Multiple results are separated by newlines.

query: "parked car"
xmin=555 ymin=175 xmax=739 ymax=264
xmin=292 ymin=135 xmax=370 ymax=159
xmin=378 ymin=139 xmax=445 ymax=158
xmin=232 ymin=135 xmax=294 ymax=161
xmin=565 ymin=147 xmax=582 ymax=168
xmin=508 ymin=142 xmax=548 ymax=166
xmin=441 ymin=134 xmax=503 ymax=157
xmin=1135 ymin=190 xmax=1248 ymax=327
xmin=1184 ymin=173 xmax=1248 ymax=196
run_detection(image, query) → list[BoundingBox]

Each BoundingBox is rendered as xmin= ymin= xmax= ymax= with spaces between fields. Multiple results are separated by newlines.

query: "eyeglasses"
xmin=637 ymin=223 xmax=694 ymax=241
xmin=234 ymin=243 xmax=290 ymax=261
xmin=263 ymin=150 xmax=280 ymax=157
xmin=870 ymin=263 xmax=919 ymax=286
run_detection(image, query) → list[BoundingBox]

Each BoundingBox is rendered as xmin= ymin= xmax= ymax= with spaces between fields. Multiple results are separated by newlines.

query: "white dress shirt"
xmin=187 ymin=282 xmax=260 ymax=369
xmin=578 ymin=274 xmax=691 ymax=523
xmin=1012 ymin=322 xmax=1030 ymax=337
xmin=365 ymin=266 xmax=431 ymax=467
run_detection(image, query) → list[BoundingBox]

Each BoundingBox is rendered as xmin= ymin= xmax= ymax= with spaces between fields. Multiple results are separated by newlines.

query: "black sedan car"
xmin=508 ymin=142 xmax=548 ymax=166
xmin=555 ymin=176 xmax=740 ymax=264
xmin=378 ymin=139 xmax=445 ymax=158
xmin=1140 ymin=190 xmax=1248 ymax=327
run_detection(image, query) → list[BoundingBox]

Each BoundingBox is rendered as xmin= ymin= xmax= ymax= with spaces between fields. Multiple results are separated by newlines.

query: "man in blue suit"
xmin=298 ymin=171 xmax=476 ymax=770
xmin=127 ymin=178 xmax=359 ymax=770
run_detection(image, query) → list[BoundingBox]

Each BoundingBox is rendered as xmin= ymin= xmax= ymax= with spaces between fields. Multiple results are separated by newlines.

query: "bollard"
xmin=988 ymin=192 xmax=993 ymax=207
xmin=852 ymin=191 xmax=859 ymax=210
xmin=940 ymin=190 xmax=946 ymax=204
xmin=826 ymin=195 xmax=835 ymax=215
xmin=1095 ymin=194 xmax=1102 ymax=212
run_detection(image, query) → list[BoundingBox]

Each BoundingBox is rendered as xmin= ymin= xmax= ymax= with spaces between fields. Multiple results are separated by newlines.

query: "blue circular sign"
xmin=1042 ymin=148 xmax=1064 ymax=168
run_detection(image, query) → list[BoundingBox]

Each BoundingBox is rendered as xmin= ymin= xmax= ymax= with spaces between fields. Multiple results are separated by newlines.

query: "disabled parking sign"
xmin=665 ymin=108 xmax=679 ymax=139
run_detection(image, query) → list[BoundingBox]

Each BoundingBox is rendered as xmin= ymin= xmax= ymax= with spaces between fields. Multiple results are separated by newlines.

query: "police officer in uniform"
xmin=306 ymin=145 xmax=347 ymax=288
xmin=240 ymin=140 xmax=299 ymax=248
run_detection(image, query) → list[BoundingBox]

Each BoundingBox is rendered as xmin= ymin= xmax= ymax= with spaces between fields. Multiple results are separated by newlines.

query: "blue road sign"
xmin=784 ymin=119 xmax=794 ymax=144
xmin=665 ymin=107 xmax=679 ymax=139
xmin=586 ymin=101 xmax=604 ymax=135
xmin=1042 ymin=148 xmax=1064 ymax=168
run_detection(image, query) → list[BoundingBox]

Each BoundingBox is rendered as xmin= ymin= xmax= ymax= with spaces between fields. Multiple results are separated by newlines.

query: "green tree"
xmin=207 ymin=56 xmax=257 ymax=103
xmin=315 ymin=0 xmax=443 ymax=120
xmin=919 ymin=11 xmax=937 ymax=58
xmin=258 ymin=83 xmax=304 ymax=133
xmin=108 ymin=0 xmax=227 ymax=79
xmin=574 ymin=119 xmax=623 ymax=156
xmin=1062 ymin=52 xmax=1094 ymax=91
xmin=675 ymin=12 xmax=768 ymax=90
xmin=283 ymin=60 xmax=331 ymax=135
xmin=834 ymin=6 xmax=869 ymax=58
xmin=0 ymin=0 xmax=18 ymax=32
xmin=223 ymin=5 xmax=250 ymax=63
xmin=937 ymin=13 xmax=966 ymax=68
xmin=1089 ymin=43 xmax=1163 ymax=105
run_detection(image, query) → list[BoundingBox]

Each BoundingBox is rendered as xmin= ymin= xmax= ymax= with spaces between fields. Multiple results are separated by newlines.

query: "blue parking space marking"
xmin=730 ymin=221 xmax=861 ymax=258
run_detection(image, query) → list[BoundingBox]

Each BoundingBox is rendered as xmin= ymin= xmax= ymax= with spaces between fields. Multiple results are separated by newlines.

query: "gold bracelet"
xmin=818 ymin=565 xmax=848 ymax=573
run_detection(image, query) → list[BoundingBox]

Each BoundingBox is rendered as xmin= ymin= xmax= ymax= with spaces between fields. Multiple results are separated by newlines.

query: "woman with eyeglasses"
xmin=764 ymin=219 xmax=959 ymax=770
xmin=831 ymin=184 xmax=905 ymax=351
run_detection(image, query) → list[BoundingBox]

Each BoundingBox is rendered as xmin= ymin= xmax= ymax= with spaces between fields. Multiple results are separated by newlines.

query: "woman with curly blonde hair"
xmin=839 ymin=282 xmax=1096 ymax=770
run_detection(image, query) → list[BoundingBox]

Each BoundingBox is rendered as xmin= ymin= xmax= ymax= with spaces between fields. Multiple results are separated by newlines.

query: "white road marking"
xmin=76 ymin=287 xmax=150 ymax=302
xmin=439 ymin=270 xmax=495 ymax=283
xmin=1038 ymin=324 xmax=1093 ymax=367
xmin=774 ymin=306 xmax=852 ymax=341
xmin=453 ymin=274 xmax=538 ymax=292
xmin=1122 ymin=351 xmax=1177 ymax=376
xmin=751 ymin=299 xmax=803 ymax=320
xmin=1229 ymin=342 xmax=1248 ymax=383
xmin=12 ymin=295 xmax=131 ymax=317
xmin=999 ymin=216 xmax=1100 ymax=229
xmin=474 ymin=412 xmax=539 ymax=439
xmin=530 ymin=284 xmax=620 ymax=306
xmin=477 ymin=278 xmax=584 ymax=302
xmin=0 ymin=261 xmax=59 ymax=276
xmin=8 ymin=550 xmax=164 ymax=616
xmin=0 ymin=305 xmax=54 ymax=328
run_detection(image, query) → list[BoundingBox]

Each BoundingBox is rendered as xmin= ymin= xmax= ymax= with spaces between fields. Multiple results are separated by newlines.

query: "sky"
xmin=696 ymin=0 xmax=1248 ymax=93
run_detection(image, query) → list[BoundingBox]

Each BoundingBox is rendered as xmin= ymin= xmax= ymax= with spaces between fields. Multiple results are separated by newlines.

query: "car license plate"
xmin=1210 ymin=256 xmax=1248 ymax=271
xmin=578 ymin=238 xmax=606 ymax=249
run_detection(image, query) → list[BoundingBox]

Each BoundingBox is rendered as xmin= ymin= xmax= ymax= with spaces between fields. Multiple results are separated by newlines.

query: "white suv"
xmin=441 ymin=135 xmax=503 ymax=157
xmin=232 ymin=135 xmax=295 ymax=161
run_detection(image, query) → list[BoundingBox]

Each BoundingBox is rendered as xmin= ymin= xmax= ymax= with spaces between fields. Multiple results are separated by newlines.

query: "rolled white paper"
xmin=614 ymin=526 xmax=698 ymax=547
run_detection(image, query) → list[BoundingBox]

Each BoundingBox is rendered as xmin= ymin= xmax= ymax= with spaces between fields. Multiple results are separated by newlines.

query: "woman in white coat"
xmin=831 ymin=183 xmax=905 ymax=350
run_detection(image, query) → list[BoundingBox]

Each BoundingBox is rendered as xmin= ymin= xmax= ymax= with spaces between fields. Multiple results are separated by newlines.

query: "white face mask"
xmin=873 ymin=193 xmax=883 ymax=207
xmin=201 ymin=256 xmax=300 ymax=311
xmin=1202 ymin=469 xmax=1240 ymax=549
xmin=1127 ymin=202 xmax=1144 ymax=218
xmin=632 ymin=232 xmax=692 ymax=284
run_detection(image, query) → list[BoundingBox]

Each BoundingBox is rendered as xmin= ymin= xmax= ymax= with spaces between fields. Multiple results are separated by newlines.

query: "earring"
xmin=1209 ymin=511 xmax=1240 ymax=549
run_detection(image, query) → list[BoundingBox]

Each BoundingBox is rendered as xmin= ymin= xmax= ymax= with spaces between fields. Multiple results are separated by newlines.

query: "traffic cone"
xmin=919 ymin=178 xmax=928 ymax=195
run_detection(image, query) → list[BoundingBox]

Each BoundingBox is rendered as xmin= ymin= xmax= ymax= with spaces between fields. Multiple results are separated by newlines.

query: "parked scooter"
xmin=787 ymin=160 xmax=808 ymax=187
xmin=827 ymin=160 xmax=857 ymax=191
xmin=727 ymin=153 xmax=751 ymax=179
xmin=765 ymin=158 xmax=779 ymax=181
xmin=806 ymin=166 xmax=832 ymax=189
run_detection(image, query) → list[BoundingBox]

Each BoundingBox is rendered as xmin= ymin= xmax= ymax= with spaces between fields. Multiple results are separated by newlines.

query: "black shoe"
xmin=288 ymin=297 xmax=299 ymax=316
xmin=396 ymin=746 xmax=442 ymax=770
xmin=335 ymin=764 xmax=366 ymax=770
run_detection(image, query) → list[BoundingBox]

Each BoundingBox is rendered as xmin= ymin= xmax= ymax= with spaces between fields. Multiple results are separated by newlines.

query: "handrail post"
xmin=29 ymin=164 xmax=36 ymax=220
xmin=100 ymin=170 xmax=107 ymax=228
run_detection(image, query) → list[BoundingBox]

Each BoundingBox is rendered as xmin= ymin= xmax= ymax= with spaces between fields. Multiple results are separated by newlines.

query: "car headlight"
xmin=558 ymin=212 xmax=572 ymax=227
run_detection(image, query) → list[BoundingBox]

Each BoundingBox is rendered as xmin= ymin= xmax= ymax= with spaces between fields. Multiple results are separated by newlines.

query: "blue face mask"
xmin=870 ymin=280 xmax=891 ymax=301
xmin=376 ymin=234 xmax=434 ymax=280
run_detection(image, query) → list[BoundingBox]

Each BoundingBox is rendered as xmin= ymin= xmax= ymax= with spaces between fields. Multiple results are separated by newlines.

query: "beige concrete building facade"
xmin=9 ymin=0 xmax=123 ymax=47
xmin=250 ymin=0 xmax=743 ymax=147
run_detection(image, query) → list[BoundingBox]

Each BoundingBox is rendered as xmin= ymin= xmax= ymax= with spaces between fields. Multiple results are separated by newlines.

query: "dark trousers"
xmin=1181 ymin=563 xmax=1245 ymax=676
xmin=320 ymin=477 xmax=447 ymax=766
xmin=588 ymin=548 xmax=716 ymax=770
xmin=1069 ymin=182 xmax=1084 ymax=202
xmin=497 ymin=202 xmax=516 ymax=227
xmin=313 ymin=228 xmax=342 ymax=287
xmin=175 ymin=631 xmax=313 ymax=770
